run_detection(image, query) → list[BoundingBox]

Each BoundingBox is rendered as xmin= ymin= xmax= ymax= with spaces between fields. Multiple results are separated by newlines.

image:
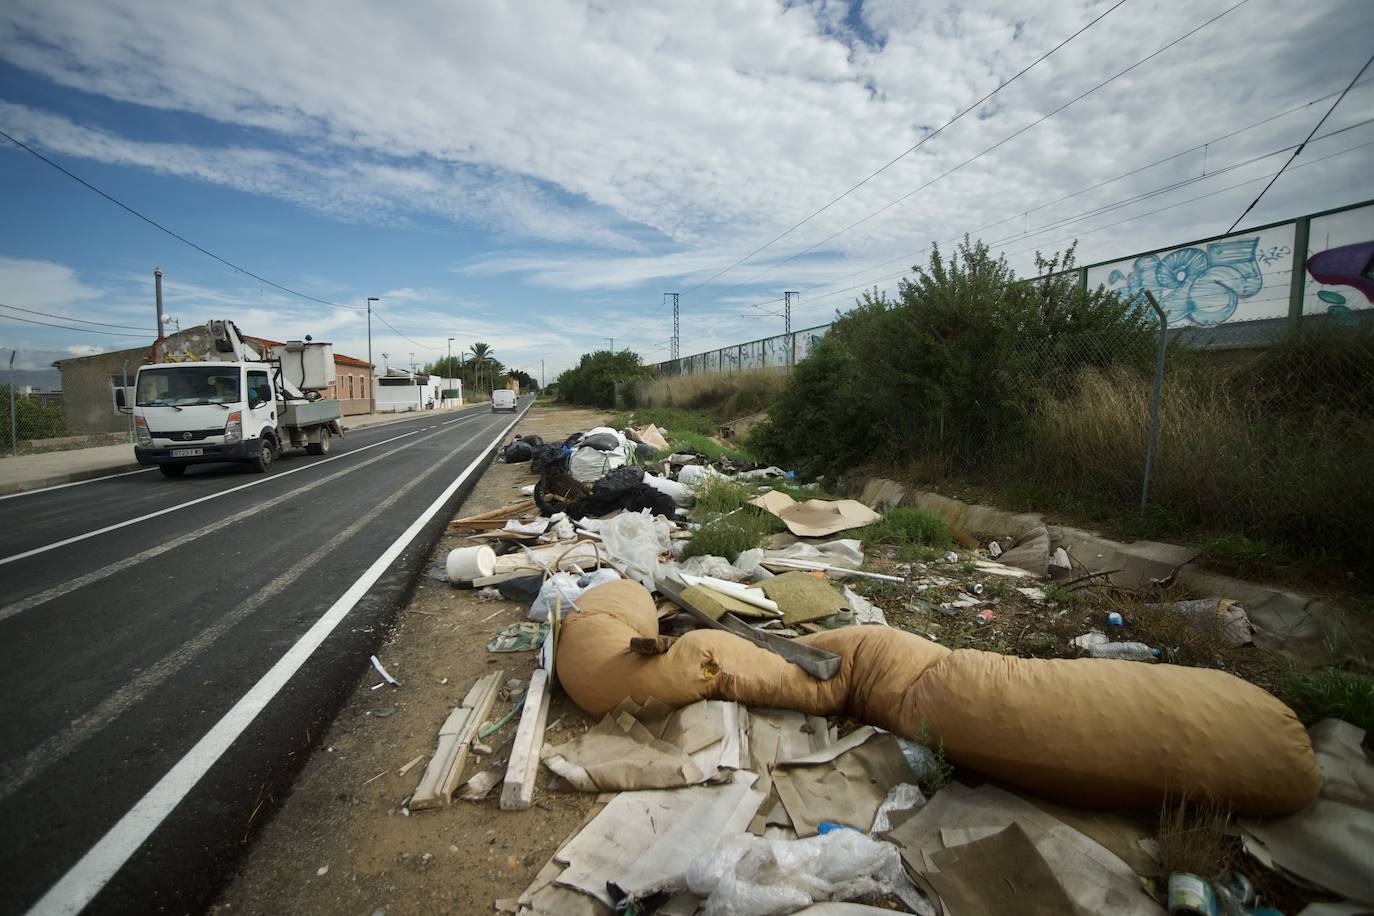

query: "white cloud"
xmin=2 ymin=0 xmax=1373 ymax=367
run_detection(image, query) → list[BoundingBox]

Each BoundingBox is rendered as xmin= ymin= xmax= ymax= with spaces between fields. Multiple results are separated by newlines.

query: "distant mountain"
xmin=3 ymin=368 xmax=61 ymax=391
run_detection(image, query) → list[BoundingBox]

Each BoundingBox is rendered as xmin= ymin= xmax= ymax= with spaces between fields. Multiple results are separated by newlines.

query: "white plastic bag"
xmin=569 ymin=445 xmax=625 ymax=482
xmin=599 ymin=510 xmax=672 ymax=590
xmin=643 ymin=472 xmax=694 ymax=507
xmin=678 ymin=464 xmax=727 ymax=487
xmin=527 ymin=568 xmax=622 ymax=621
xmin=686 ymin=831 xmax=910 ymax=916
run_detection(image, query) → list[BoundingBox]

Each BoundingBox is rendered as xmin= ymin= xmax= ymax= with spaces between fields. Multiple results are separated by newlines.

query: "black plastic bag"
xmin=529 ymin=444 xmax=566 ymax=474
xmin=503 ymin=439 xmax=535 ymax=462
xmin=580 ymin=432 xmax=621 ymax=451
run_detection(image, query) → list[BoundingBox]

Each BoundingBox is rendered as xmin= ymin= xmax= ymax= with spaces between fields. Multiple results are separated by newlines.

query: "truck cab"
xmin=132 ymin=363 xmax=281 ymax=476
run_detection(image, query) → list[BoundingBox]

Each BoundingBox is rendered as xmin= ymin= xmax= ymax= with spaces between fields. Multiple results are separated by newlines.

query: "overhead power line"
xmin=675 ymin=0 xmax=1130 ymax=299
xmin=692 ymin=0 xmax=1254 ymax=313
xmin=370 ymin=307 xmax=443 ymax=351
xmin=1225 ymin=50 xmax=1374 ymax=232
xmin=0 ymin=302 xmax=156 ymax=331
xmin=0 ymin=126 xmax=365 ymax=312
xmin=0 ymin=307 xmax=152 ymax=337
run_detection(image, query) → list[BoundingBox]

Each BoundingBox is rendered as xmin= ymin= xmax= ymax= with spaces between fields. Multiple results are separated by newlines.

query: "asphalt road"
xmin=0 ymin=398 xmax=530 ymax=915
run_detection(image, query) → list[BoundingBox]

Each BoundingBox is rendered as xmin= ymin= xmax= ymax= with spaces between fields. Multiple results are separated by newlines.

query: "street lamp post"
xmin=447 ymin=338 xmax=455 ymax=406
xmin=366 ymin=296 xmax=379 ymax=413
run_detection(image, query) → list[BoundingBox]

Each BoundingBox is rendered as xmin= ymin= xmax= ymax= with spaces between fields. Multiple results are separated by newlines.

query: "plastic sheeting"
xmin=556 ymin=580 xmax=1322 ymax=816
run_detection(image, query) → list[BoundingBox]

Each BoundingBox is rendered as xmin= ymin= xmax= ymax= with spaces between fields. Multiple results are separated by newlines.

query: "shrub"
xmin=556 ymin=350 xmax=654 ymax=408
xmin=856 ymin=508 xmax=952 ymax=559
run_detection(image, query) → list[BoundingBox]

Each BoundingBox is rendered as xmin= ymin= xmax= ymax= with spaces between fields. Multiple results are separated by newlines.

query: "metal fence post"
xmin=1140 ymin=291 xmax=1168 ymax=514
xmin=1287 ymin=215 xmax=1310 ymax=337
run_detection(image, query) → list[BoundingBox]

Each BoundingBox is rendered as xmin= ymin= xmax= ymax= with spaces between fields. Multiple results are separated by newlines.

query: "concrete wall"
xmin=375 ymin=378 xmax=441 ymax=412
xmin=325 ymin=364 xmax=374 ymax=416
xmin=57 ymin=348 xmax=142 ymax=433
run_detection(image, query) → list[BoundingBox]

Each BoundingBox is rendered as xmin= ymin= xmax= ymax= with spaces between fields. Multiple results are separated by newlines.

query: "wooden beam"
xmin=499 ymin=668 xmax=551 ymax=811
xmin=411 ymin=670 xmax=504 ymax=810
xmin=452 ymin=500 xmax=536 ymax=525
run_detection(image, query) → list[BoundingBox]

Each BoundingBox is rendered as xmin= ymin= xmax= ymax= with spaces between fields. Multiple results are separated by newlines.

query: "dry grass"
xmin=1153 ymin=797 xmax=1233 ymax=880
xmin=621 ymin=369 xmax=788 ymax=421
xmin=1023 ymin=362 xmax=1374 ymax=581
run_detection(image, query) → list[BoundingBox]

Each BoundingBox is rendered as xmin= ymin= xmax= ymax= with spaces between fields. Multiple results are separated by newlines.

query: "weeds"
xmin=654 ymin=431 xmax=755 ymax=463
xmin=1154 ymin=797 xmax=1233 ymax=880
xmin=683 ymin=478 xmax=784 ymax=561
xmin=856 ymin=508 xmax=952 ymax=560
xmin=1279 ymin=666 xmax=1374 ymax=732
xmin=608 ymin=407 xmax=716 ymax=436
xmin=618 ymin=369 xmax=788 ymax=421
xmin=911 ymin=723 xmax=955 ymax=796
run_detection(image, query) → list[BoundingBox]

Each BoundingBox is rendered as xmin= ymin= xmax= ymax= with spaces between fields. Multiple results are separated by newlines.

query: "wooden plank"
xmin=410 ymin=670 xmax=503 ymax=810
xmin=500 ymin=668 xmax=551 ymax=811
xmin=453 ymin=500 xmax=536 ymax=525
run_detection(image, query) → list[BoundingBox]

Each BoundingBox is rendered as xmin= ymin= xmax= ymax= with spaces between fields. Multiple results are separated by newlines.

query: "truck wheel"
xmin=306 ymin=428 xmax=331 ymax=456
xmin=159 ymin=464 xmax=186 ymax=478
xmin=251 ymin=436 xmax=276 ymax=473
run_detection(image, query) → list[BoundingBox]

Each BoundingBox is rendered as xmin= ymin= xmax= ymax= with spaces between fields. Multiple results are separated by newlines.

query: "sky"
xmin=2 ymin=0 xmax=1373 ymax=383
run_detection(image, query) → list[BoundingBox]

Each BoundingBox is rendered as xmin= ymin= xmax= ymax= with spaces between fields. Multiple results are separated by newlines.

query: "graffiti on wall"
xmin=1303 ymin=202 xmax=1374 ymax=319
xmin=1087 ymin=224 xmax=1296 ymax=327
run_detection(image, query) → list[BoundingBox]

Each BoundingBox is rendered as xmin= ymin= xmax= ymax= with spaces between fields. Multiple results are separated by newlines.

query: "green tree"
xmin=748 ymin=239 xmax=1155 ymax=478
xmin=556 ymin=350 xmax=653 ymax=407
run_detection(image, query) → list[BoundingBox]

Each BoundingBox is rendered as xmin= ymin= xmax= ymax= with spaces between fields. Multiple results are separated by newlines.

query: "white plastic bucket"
xmin=446 ymin=545 xmax=496 ymax=582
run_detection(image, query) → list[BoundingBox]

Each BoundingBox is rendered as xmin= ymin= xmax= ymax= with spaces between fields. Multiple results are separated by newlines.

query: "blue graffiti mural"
xmin=1107 ymin=236 xmax=1266 ymax=326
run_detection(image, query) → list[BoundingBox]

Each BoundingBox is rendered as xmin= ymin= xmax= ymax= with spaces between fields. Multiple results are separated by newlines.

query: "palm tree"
xmin=469 ymin=342 xmax=494 ymax=392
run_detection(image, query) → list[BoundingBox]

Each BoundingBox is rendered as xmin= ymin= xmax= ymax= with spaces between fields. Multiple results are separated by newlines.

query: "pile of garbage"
xmin=411 ymin=420 xmax=1361 ymax=916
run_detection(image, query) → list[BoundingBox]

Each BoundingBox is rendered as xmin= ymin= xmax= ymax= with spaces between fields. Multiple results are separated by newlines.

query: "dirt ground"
xmin=213 ymin=405 xmax=609 ymax=916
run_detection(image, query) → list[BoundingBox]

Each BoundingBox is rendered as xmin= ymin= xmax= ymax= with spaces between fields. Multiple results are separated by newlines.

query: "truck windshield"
xmin=136 ymin=366 xmax=242 ymax=407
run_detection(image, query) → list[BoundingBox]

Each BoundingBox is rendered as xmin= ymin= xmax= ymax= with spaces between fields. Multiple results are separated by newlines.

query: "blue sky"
xmin=2 ymin=0 xmax=1373 ymax=382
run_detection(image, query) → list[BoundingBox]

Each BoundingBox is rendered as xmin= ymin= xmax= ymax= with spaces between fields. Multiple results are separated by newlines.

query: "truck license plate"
xmin=170 ymin=448 xmax=203 ymax=457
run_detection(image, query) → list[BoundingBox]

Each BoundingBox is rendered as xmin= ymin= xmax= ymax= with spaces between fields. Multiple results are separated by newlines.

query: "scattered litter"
xmin=599 ymin=510 xmax=674 ymax=589
xmin=1048 ymin=546 xmax=1073 ymax=578
xmin=446 ymin=545 xmax=497 ymax=582
xmin=1016 ymin=586 xmax=1048 ymax=601
xmin=369 ymin=655 xmax=401 ymax=688
xmin=975 ymin=609 xmax=994 ymax=625
xmin=870 ymin=783 xmax=926 ymax=833
xmin=503 ymin=517 xmax=551 ymax=536
xmin=840 ymin=586 xmax=887 ymax=626
xmin=476 ymin=587 xmax=503 ymax=601
xmin=686 ymin=829 xmax=923 ymax=916
xmin=1240 ymin=718 xmax=1374 ymax=904
xmin=943 ymin=551 xmax=959 ymax=563
xmin=424 ymin=563 xmax=449 ymax=582
xmin=373 ymin=704 xmax=396 ymax=718
xmin=487 ymin=621 xmax=548 ymax=653
xmin=458 ymin=769 xmax=502 ymax=801
xmin=771 ymin=727 xmax=914 ymax=837
xmin=396 ymin=755 xmax=425 ymax=777
xmin=748 ymin=490 xmax=882 ymax=538
xmin=678 ymin=463 xmax=727 ymax=487
xmin=1107 ymin=611 xmax=1124 ymax=627
xmin=970 ymin=583 xmax=984 ymax=596
xmin=542 ymin=698 xmax=745 ymax=792
xmin=362 ymin=770 xmax=387 ymax=786
xmin=987 ymin=540 xmax=1003 ymax=559
xmin=1158 ymin=597 xmax=1253 ymax=647
xmin=316 ymin=865 xmax=329 ymax=877
xmin=529 ymin=569 xmax=620 ymax=622
xmin=1088 ymin=641 xmax=1158 ymax=661
xmin=472 ymin=742 xmax=493 ymax=756
xmin=1071 ymin=631 xmax=1109 ymax=651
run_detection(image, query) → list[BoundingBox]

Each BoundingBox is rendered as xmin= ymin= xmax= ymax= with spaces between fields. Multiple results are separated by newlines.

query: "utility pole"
xmin=606 ymin=338 xmax=614 ymax=352
xmin=666 ymin=292 xmax=680 ymax=362
xmin=409 ymin=352 xmax=416 ymax=374
xmin=784 ymin=291 xmax=797 ymax=369
xmin=366 ymin=297 xmax=379 ymax=413
xmin=8 ymin=349 xmax=16 ymax=458
xmin=541 ymin=358 xmax=545 ymax=391
xmin=153 ymin=267 xmax=165 ymax=362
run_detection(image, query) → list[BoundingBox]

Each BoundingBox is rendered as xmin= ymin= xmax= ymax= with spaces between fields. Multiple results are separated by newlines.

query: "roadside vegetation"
xmin=743 ymin=238 xmax=1374 ymax=587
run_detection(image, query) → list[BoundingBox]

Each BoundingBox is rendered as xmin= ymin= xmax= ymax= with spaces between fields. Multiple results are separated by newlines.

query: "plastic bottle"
xmin=1089 ymin=641 xmax=1160 ymax=662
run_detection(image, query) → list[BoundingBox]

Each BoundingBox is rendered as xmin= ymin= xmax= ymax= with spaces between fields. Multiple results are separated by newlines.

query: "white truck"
xmin=120 ymin=320 xmax=345 ymax=478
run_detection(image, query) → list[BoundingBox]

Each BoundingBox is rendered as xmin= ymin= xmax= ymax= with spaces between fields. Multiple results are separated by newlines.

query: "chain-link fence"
xmin=652 ymin=323 xmax=832 ymax=376
xmin=0 ymin=347 xmax=134 ymax=457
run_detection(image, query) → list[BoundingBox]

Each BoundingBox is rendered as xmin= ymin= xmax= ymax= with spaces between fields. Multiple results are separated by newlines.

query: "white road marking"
xmin=0 ymin=415 xmax=484 ymax=623
xmin=0 ymin=433 xmax=463 ymax=801
xmin=0 ymin=468 xmax=155 ymax=503
xmin=0 ymin=412 xmax=482 ymax=569
xmin=26 ymin=404 xmax=527 ymax=916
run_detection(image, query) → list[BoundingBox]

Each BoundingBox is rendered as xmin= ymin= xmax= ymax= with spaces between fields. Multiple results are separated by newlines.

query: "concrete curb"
xmin=0 ymin=462 xmax=148 ymax=497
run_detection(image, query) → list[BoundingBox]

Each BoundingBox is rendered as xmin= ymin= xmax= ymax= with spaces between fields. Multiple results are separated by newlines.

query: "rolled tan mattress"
xmin=558 ymin=580 xmax=1321 ymax=816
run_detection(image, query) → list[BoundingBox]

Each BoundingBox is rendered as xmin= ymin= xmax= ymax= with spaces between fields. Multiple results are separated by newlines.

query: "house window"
xmin=348 ymin=375 xmax=355 ymax=399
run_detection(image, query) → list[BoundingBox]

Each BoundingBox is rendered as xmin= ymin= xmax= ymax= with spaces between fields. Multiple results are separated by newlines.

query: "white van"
xmin=491 ymin=389 xmax=517 ymax=413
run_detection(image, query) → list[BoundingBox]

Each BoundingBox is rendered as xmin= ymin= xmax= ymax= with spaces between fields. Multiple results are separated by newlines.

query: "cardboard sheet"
xmin=886 ymin=782 xmax=1161 ymax=915
xmin=924 ymin=823 xmax=1085 ymax=915
xmin=749 ymin=491 xmax=882 ymax=538
xmin=772 ymin=726 xmax=913 ymax=836
xmin=1240 ymin=718 xmax=1374 ymax=904
xmin=555 ymin=772 xmax=766 ymax=905
xmin=542 ymin=698 xmax=744 ymax=792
